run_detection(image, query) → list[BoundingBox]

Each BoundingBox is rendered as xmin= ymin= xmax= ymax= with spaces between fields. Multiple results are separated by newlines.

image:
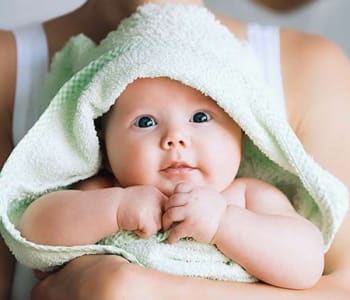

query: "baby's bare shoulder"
xmin=234 ymin=178 xmax=297 ymax=216
xmin=233 ymin=177 xmax=276 ymax=192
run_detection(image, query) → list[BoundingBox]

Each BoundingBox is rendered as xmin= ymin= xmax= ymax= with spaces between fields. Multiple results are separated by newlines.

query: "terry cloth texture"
xmin=0 ymin=4 xmax=348 ymax=282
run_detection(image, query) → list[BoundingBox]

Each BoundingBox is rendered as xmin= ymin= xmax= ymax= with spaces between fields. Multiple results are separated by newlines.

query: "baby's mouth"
xmin=160 ymin=162 xmax=197 ymax=174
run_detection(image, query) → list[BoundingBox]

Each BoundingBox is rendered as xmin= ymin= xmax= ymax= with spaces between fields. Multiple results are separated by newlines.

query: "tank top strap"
xmin=246 ymin=23 xmax=286 ymax=117
xmin=12 ymin=23 xmax=49 ymax=145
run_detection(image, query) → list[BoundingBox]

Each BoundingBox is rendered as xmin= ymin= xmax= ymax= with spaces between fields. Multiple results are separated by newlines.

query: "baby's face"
xmin=104 ymin=77 xmax=242 ymax=196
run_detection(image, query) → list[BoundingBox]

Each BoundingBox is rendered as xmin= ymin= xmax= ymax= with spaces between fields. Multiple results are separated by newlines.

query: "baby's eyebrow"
xmin=117 ymin=105 xmax=153 ymax=120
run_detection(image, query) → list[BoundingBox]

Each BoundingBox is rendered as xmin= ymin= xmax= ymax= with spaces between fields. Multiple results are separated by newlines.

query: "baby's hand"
xmin=162 ymin=182 xmax=227 ymax=244
xmin=117 ymin=185 xmax=168 ymax=238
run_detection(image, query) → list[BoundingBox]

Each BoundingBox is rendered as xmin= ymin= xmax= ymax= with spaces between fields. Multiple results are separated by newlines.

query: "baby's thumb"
xmin=135 ymin=222 xmax=159 ymax=239
xmin=167 ymin=223 xmax=188 ymax=244
xmin=174 ymin=182 xmax=193 ymax=194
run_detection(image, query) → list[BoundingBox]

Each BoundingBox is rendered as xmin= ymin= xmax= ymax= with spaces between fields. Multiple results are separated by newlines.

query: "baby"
xmin=18 ymin=77 xmax=324 ymax=289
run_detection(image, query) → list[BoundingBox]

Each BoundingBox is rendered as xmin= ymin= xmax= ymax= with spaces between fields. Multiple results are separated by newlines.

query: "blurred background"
xmin=206 ymin=0 xmax=350 ymax=56
xmin=0 ymin=0 xmax=349 ymax=56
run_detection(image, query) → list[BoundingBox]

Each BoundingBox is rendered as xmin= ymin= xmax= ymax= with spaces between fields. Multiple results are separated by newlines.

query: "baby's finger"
xmin=160 ymin=193 xmax=169 ymax=211
xmin=153 ymin=214 xmax=163 ymax=232
xmin=167 ymin=222 xmax=191 ymax=244
xmin=135 ymin=223 xmax=158 ymax=239
xmin=174 ymin=182 xmax=193 ymax=194
xmin=135 ymin=230 xmax=149 ymax=239
xmin=162 ymin=207 xmax=187 ymax=231
xmin=164 ymin=193 xmax=188 ymax=211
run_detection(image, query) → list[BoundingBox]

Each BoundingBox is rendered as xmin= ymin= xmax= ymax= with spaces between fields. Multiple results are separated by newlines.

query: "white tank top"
xmin=12 ymin=23 xmax=48 ymax=146
xmin=247 ymin=23 xmax=286 ymax=117
xmin=10 ymin=22 xmax=286 ymax=299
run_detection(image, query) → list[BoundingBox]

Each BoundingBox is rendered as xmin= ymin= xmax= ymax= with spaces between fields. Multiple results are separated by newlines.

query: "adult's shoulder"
xmin=0 ymin=29 xmax=16 ymax=167
xmin=280 ymin=28 xmax=350 ymax=186
xmin=280 ymin=29 xmax=350 ymax=130
xmin=0 ymin=29 xmax=16 ymax=115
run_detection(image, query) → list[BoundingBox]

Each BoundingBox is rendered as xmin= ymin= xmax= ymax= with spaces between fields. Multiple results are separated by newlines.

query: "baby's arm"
xmin=18 ymin=175 xmax=166 ymax=246
xmin=215 ymin=178 xmax=324 ymax=289
xmin=18 ymin=175 xmax=121 ymax=246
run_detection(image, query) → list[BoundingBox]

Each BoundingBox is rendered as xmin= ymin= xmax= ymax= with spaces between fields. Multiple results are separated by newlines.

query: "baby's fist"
xmin=163 ymin=183 xmax=227 ymax=244
xmin=117 ymin=185 xmax=167 ymax=238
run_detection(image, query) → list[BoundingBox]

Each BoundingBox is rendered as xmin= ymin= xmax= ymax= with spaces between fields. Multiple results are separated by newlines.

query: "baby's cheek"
xmin=205 ymin=156 xmax=239 ymax=192
xmin=115 ymin=163 xmax=151 ymax=187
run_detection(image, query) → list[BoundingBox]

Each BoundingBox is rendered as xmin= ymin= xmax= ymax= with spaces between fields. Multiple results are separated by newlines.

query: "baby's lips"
xmin=160 ymin=159 xmax=195 ymax=171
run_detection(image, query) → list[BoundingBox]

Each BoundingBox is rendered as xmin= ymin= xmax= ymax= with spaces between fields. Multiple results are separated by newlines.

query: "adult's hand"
xmin=31 ymin=255 xmax=145 ymax=300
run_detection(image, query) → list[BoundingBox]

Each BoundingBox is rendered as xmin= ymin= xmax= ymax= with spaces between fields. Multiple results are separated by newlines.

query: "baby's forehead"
xmin=113 ymin=77 xmax=221 ymax=111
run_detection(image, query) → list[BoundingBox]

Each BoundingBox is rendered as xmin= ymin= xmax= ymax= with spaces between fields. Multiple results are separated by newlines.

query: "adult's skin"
xmin=1 ymin=0 xmax=350 ymax=299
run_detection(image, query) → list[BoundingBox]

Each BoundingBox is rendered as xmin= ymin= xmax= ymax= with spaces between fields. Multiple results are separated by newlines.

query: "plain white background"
xmin=0 ymin=0 xmax=349 ymax=56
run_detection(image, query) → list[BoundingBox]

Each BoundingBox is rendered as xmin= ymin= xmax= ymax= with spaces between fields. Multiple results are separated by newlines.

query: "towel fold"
xmin=0 ymin=4 xmax=348 ymax=282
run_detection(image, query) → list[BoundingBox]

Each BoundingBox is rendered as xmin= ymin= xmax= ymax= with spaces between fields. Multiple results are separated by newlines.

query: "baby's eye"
xmin=190 ymin=111 xmax=212 ymax=123
xmin=134 ymin=115 xmax=157 ymax=128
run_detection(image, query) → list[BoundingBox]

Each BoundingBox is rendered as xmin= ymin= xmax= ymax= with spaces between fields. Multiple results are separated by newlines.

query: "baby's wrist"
xmin=210 ymin=202 xmax=229 ymax=245
xmin=212 ymin=202 xmax=244 ymax=245
xmin=112 ymin=187 xmax=127 ymax=232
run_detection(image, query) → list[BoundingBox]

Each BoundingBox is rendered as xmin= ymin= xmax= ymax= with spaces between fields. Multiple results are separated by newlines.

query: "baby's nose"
xmin=166 ymin=139 xmax=185 ymax=148
xmin=161 ymin=131 xmax=190 ymax=150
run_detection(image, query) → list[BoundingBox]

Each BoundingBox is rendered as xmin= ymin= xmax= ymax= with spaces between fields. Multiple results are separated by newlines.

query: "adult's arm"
xmin=0 ymin=30 xmax=17 ymax=300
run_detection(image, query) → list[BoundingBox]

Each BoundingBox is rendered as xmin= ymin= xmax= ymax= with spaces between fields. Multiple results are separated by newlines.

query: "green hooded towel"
xmin=0 ymin=4 xmax=348 ymax=282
